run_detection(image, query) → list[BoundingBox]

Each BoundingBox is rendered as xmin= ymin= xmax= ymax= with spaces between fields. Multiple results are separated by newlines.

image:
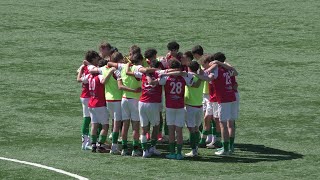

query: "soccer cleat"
xmin=206 ymin=141 xmax=217 ymax=149
xmin=157 ymin=133 xmax=163 ymax=141
xmin=166 ymin=153 xmax=176 ymax=159
xmin=121 ymin=149 xmax=129 ymax=156
xmin=81 ymin=135 xmax=89 ymax=150
xmin=142 ymin=150 xmax=152 ymax=158
xmin=149 ymin=146 xmax=161 ymax=156
xmin=215 ymin=149 xmax=230 ymax=156
xmin=176 ymin=153 xmax=184 ymax=160
xmin=185 ymin=149 xmax=198 ymax=157
xmin=91 ymin=144 xmax=97 ymax=153
xmin=110 ymin=144 xmax=120 ymax=155
xmin=131 ymin=150 xmax=142 ymax=157
xmin=97 ymin=146 xmax=109 ymax=153
xmin=229 ymin=145 xmax=235 ymax=154
xmin=206 ymin=135 xmax=212 ymax=144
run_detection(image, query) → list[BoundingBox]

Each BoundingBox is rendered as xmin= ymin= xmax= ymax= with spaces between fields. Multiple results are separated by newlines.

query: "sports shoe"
xmin=214 ymin=141 xmax=223 ymax=148
xmin=198 ymin=143 xmax=207 ymax=148
xmin=108 ymin=133 xmax=112 ymax=140
xmin=206 ymin=141 xmax=216 ymax=149
xmin=176 ymin=153 xmax=184 ymax=160
xmin=110 ymin=144 xmax=121 ymax=155
xmin=185 ymin=149 xmax=198 ymax=157
xmin=215 ymin=149 xmax=230 ymax=156
xmin=149 ymin=146 xmax=161 ymax=156
xmin=81 ymin=135 xmax=89 ymax=150
xmin=205 ymin=135 xmax=212 ymax=144
xmin=142 ymin=150 xmax=151 ymax=158
xmin=91 ymin=144 xmax=97 ymax=153
xmin=121 ymin=149 xmax=129 ymax=156
xmin=166 ymin=153 xmax=176 ymax=159
xmin=229 ymin=145 xmax=235 ymax=154
xmin=132 ymin=150 xmax=142 ymax=157
xmin=97 ymin=146 xmax=109 ymax=153
xmin=157 ymin=133 xmax=163 ymax=141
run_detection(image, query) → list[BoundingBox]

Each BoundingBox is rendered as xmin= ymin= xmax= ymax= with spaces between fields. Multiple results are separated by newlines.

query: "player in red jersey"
xmin=160 ymin=41 xmax=182 ymax=69
xmin=158 ymin=59 xmax=195 ymax=160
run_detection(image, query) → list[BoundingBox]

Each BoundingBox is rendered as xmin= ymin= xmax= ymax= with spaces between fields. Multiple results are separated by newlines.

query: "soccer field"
xmin=1 ymin=0 xmax=319 ymax=179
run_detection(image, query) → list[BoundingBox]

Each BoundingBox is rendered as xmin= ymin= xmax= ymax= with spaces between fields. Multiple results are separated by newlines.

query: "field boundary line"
xmin=0 ymin=156 xmax=89 ymax=180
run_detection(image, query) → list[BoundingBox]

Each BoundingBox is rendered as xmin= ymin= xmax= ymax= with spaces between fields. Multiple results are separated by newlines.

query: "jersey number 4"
xmin=170 ymin=82 xmax=182 ymax=94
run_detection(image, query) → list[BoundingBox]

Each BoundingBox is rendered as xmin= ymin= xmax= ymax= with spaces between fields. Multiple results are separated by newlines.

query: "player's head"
xmin=191 ymin=45 xmax=204 ymax=60
xmin=98 ymin=59 xmax=108 ymax=67
xmin=110 ymin=46 xmax=118 ymax=56
xmin=131 ymin=53 xmax=143 ymax=65
xmin=167 ymin=41 xmax=180 ymax=55
xmin=188 ymin=61 xmax=200 ymax=73
xmin=202 ymin=54 xmax=214 ymax=69
xmin=213 ymin=52 xmax=226 ymax=62
xmin=129 ymin=45 xmax=141 ymax=60
xmin=111 ymin=52 xmax=124 ymax=63
xmin=85 ymin=50 xmax=101 ymax=66
xmin=150 ymin=60 xmax=161 ymax=68
xmin=99 ymin=42 xmax=112 ymax=58
xmin=168 ymin=58 xmax=181 ymax=69
xmin=181 ymin=51 xmax=193 ymax=66
xmin=144 ymin=48 xmax=157 ymax=60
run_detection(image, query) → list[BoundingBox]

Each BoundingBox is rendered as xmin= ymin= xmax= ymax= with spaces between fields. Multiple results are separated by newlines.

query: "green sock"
xmin=211 ymin=121 xmax=216 ymax=136
xmin=81 ymin=117 xmax=91 ymax=135
xmin=97 ymin=124 xmax=102 ymax=135
xmin=133 ymin=140 xmax=139 ymax=150
xmin=91 ymin=135 xmax=98 ymax=144
xmin=223 ymin=141 xmax=229 ymax=151
xmin=99 ymin=135 xmax=107 ymax=144
xmin=169 ymin=143 xmax=175 ymax=154
xmin=230 ymin=137 xmax=235 ymax=148
xmin=122 ymin=140 xmax=128 ymax=149
xmin=164 ymin=121 xmax=169 ymax=135
xmin=199 ymin=130 xmax=209 ymax=144
xmin=216 ymin=132 xmax=221 ymax=140
xmin=190 ymin=132 xmax=196 ymax=149
xmin=195 ymin=132 xmax=200 ymax=146
xmin=159 ymin=115 xmax=163 ymax=133
xmin=176 ymin=144 xmax=182 ymax=154
xmin=151 ymin=139 xmax=157 ymax=147
xmin=199 ymin=123 xmax=203 ymax=132
xmin=112 ymin=132 xmax=119 ymax=144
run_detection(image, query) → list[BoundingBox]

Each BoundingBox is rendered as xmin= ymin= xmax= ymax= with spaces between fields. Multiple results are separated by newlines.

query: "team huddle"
xmin=76 ymin=41 xmax=239 ymax=160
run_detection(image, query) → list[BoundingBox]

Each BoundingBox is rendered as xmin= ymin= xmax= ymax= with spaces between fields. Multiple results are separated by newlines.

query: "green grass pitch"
xmin=0 ymin=0 xmax=319 ymax=179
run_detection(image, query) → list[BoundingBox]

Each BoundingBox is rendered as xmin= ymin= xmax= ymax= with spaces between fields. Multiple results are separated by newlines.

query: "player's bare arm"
xmin=101 ymin=67 xmax=116 ymax=85
xmin=76 ymin=65 xmax=85 ymax=82
xmin=117 ymin=79 xmax=141 ymax=93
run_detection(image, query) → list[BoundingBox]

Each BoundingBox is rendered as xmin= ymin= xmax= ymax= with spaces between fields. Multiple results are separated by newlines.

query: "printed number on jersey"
xmin=223 ymin=72 xmax=232 ymax=85
xmin=89 ymin=77 xmax=96 ymax=97
xmin=170 ymin=82 xmax=182 ymax=94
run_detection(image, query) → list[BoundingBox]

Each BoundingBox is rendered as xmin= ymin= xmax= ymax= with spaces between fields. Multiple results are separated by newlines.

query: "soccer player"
xmin=158 ymin=59 xmax=195 ymax=160
xmin=99 ymin=42 xmax=113 ymax=61
xmin=100 ymin=52 xmax=124 ymax=154
xmin=180 ymin=51 xmax=193 ymax=71
xmin=161 ymin=41 xmax=182 ymax=69
xmin=76 ymin=54 xmax=91 ymax=150
xmin=184 ymin=61 xmax=204 ymax=157
xmin=205 ymin=52 xmax=238 ymax=156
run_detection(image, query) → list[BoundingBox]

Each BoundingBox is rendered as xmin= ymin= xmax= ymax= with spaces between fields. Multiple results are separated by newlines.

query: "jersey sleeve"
xmin=114 ymin=70 xmax=122 ymax=80
xmin=81 ymin=74 xmax=89 ymax=84
xmin=87 ymin=65 xmax=102 ymax=74
xmin=184 ymin=73 xmax=194 ymax=86
xmin=98 ymin=75 xmax=104 ymax=84
xmin=158 ymin=76 xmax=168 ymax=85
xmin=117 ymin=63 xmax=125 ymax=72
xmin=212 ymin=67 xmax=218 ymax=79
xmin=134 ymin=71 xmax=143 ymax=79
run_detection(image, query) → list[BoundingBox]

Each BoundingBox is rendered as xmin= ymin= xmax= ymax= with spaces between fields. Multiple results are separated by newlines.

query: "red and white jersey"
xmin=78 ymin=65 xmax=90 ymax=98
xmin=212 ymin=66 xmax=236 ymax=103
xmin=231 ymin=76 xmax=238 ymax=93
xmin=86 ymin=74 xmax=106 ymax=108
xmin=159 ymin=74 xmax=193 ymax=109
xmin=208 ymin=80 xmax=217 ymax=102
xmin=140 ymin=71 xmax=162 ymax=103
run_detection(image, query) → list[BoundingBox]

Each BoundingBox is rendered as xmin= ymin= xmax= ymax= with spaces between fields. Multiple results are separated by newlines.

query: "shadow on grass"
xmin=153 ymin=143 xmax=304 ymax=163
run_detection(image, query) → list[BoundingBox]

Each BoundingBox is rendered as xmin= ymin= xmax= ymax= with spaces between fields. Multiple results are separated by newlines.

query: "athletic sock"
xmin=195 ymin=131 xmax=200 ymax=146
xmin=97 ymin=124 xmax=102 ymax=135
xmin=112 ymin=132 xmax=119 ymax=144
xmin=91 ymin=135 xmax=98 ymax=144
xmin=169 ymin=143 xmax=175 ymax=154
xmin=81 ymin=117 xmax=91 ymax=135
xmin=223 ymin=141 xmax=230 ymax=152
xmin=133 ymin=140 xmax=139 ymax=150
xmin=230 ymin=137 xmax=235 ymax=149
xmin=190 ymin=132 xmax=196 ymax=149
xmin=211 ymin=121 xmax=216 ymax=136
xmin=164 ymin=121 xmax=169 ymax=135
xmin=176 ymin=144 xmax=183 ymax=154
xmin=140 ymin=135 xmax=148 ymax=150
xmin=122 ymin=140 xmax=128 ymax=150
xmin=99 ymin=135 xmax=107 ymax=144
xmin=199 ymin=130 xmax=209 ymax=144
xmin=199 ymin=123 xmax=203 ymax=132
xmin=159 ymin=116 xmax=163 ymax=134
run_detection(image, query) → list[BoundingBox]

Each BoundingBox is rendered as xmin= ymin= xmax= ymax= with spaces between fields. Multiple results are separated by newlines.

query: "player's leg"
xmin=175 ymin=108 xmax=185 ymax=160
xmin=120 ymin=98 xmax=130 ymax=156
xmin=199 ymin=102 xmax=213 ymax=147
xmin=149 ymin=103 xmax=161 ymax=156
xmin=207 ymin=102 xmax=222 ymax=148
xmin=185 ymin=106 xmax=197 ymax=157
xmin=229 ymin=97 xmax=239 ymax=153
xmin=108 ymin=101 xmax=122 ymax=154
xmin=165 ymin=108 xmax=176 ymax=159
xmin=129 ymin=99 xmax=141 ymax=157
xmin=89 ymin=108 xmax=98 ymax=152
xmin=97 ymin=107 xmax=109 ymax=153
xmin=215 ymin=103 xmax=231 ymax=156
xmin=80 ymin=98 xmax=91 ymax=150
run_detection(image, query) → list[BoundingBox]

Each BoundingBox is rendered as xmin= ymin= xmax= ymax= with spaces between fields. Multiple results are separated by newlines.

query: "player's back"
xmin=213 ymin=66 xmax=236 ymax=103
xmin=163 ymin=75 xmax=187 ymax=109
xmin=88 ymin=74 xmax=106 ymax=108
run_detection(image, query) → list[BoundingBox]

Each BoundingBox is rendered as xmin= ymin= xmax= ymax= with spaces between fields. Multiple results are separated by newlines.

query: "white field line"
xmin=0 ymin=157 xmax=89 ymax=180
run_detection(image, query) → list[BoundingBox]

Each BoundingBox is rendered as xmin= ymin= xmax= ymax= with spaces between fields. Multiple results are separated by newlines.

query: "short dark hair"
xmin=110 ymin=47 xmax=118 ymax=54
xmin=184 ymin=51 xmax=193 ymax=60
xmin=188 ymin=61 xmax=200 ymax=72
xmin=130 ymin=45 xmax=141 ymax=55
xmin=213 ymin=52 xmax=226 ymax=62
xmin=111 ymin=52 xmax=123 ymax=63
xmin=85 ymin=50 xmax=100 ymax=63
xmin=131 ymin=53 xmax=143 ymax=64
xmin=98 ymin=59 xmax=108 ymax=67
xmin=167 ymin=41 xmax=180 ymax=51
xmin=169 ymin=58 xmax=181 ymax=69
xmin=150 ymin=60 xmax=161 ymax=68
xmin=202 ymin=54 xmax=214 ymax=64
xmin=191 ymin=45 xmax=204 ymax=56
xmin=99 ymin=42 xmax=112 ymax=50
xmin=144 ymin=48 xmax=157 ymax=59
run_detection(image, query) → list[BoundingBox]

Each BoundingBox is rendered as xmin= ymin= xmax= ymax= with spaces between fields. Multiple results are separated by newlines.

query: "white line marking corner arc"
xmin=0 ymin=157 xmax=88 ymax=180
